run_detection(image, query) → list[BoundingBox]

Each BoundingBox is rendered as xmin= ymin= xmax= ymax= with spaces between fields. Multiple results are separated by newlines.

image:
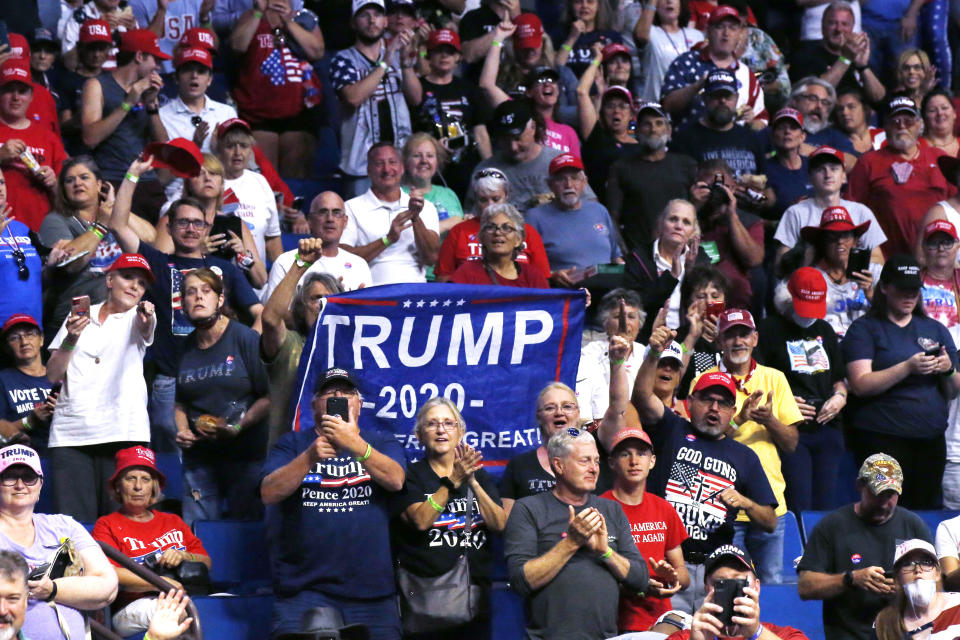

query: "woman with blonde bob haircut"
xmin=392 ymin=397 xmax=506 ymax=638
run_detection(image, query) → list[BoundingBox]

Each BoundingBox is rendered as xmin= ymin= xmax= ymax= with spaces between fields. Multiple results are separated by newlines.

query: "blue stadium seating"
xmin=759 ymin=584 xmax=824 ymax=640
xmin=916 ymin=510 xmax=960 ymax=538
xmin=491 ymin=582 xmax=526 ymax=638
xmin=191 ymin=594 xmax=274 ymax=640
xmin=155 ymin=453 xmax=184 ymax=501
xmin=800 ymin=511 xmax=827 ymax=545
xmin=782 ymin=511 xmax=803 ymax=582
xmin=192 ymin=520 xmax=272 ymax=594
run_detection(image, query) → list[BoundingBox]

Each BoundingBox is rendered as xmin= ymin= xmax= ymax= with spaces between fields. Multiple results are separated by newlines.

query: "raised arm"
xmin=631 ymin=325 xmax=673 ymax=425
xmin=598 ymin=331 xmax=633 ymax=451
xmin=108 ymin=156 xmax=155 ymax=253
xmin=576 ymin=43 xmax=603 ymax=139
xmin=478 ymin=22 xmax=515 ymax=108
xmin=262 ymin=238 xmax=322 ymax=359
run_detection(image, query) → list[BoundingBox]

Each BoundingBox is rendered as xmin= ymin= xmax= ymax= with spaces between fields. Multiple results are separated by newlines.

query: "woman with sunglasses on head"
xmin=434 ymin=168 xmax=551 ymax=282
xmin=875 ymin=540 xmax=959 ymax=640
xmin=450 ymin=204 xmax=548 ymax=287
xmin=0 ymin=445 xmax=118 ymax=640
xmin=0 ymin=169 xmax=43 ymax=331
xmin=392 ymin=398 xmax=506 ymax=639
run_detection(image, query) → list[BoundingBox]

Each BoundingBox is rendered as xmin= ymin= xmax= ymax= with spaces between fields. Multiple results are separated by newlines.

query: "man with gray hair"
xmin=504 ymin=427 xmax=659 ymax=639
xmin=0 ymin=551 xmax=27 ymax=640
xmin=787 ymin=2 xmax=886 ymax=105
xmin=788 ymin=77 xmax=854 ymax=152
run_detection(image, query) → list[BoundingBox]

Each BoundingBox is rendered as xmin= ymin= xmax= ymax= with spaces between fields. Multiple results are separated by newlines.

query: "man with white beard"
xmin=606 ymin=102 xmax=698 ymax=252
xmin=690 ymin=308 xmax=803 ymax=587
xmin=0 ymin=552 xmax=26 ymax=640
xmin=788 ymin=77 xmax=856 ymax=153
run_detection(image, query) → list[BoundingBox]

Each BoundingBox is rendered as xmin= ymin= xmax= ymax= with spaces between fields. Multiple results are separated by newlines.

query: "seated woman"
xmin=93 ymin=445 xmax=210 ymax=636
xmin=450 ymin=204 xmax=548 ymax=288
xmin=0 ymin=444 xmax=117 ymax=639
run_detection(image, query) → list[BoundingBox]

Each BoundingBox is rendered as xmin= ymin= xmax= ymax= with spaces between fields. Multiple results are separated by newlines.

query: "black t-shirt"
xmin=176 ymin=320 xmax=269 ymax=461
xmin=459 ymin=6 xmax=500 ymax=82
xmin=787 ymin=41 xmax=865 ymax=97
xmin=500 ymin=441 xmax=612 ymax=501
xmin=414 ymin=77 xmax=483 ymax=146
xmin=756 ymin=315 xmax=844 ymax=427
xmin=582 ymin=126 xmax=643 ymax=206
xmin=391 ymin=461 xmax=501 ymax=582
xmin=670 ymin=122 xmax=765 ymax=180
xmin=797 ymin=504 xmax=931 ymax=640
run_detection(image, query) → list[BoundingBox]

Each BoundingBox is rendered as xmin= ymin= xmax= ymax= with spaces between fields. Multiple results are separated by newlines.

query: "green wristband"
xmin=60 ymin=342 xmax=75 ymax=352
xmin=427 ymin=495 xmax=444 ymax=513
xmin=600 ymin=548 xmax=613 ymax=560
xmin=561 ymin=43 xmax=573 ymax=52
xmin=91 ymin=227 xmax=105 ymax=240
xmin=356 ymin=443 xmax=372 ymax=462
xmin=837 ymin=56 xmax=851 ymax=66
xmin=611 ymin=358 xmax=626 ymax=366
xmin=120 ymin=101 xmax=132 ymax=112
xmin=125 ymin=172 xmax=139 ymax=184
xmin=253 ymin=10 xmax=263 ymax=18
xmin=21 ymin=416 xmax=31 ymax=432
xmin=492 ymin=39 xmax=502 ymax=47
xmin=381 ymin=235 xmax=391 ymax=247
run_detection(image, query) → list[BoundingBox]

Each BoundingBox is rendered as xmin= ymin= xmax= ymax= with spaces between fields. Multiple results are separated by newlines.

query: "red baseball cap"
xmin=800 ymin=205 xmax=871 ymax=242
xmin=109 ymin=445 xmax=166 ymax=489
xmin=215 ymin=117 xmax=253 ymax=140
xmin=1 ymin=314 xmax=40 ymax=336
xmin=7 ymin=33 xmax=28 ymax=61
xmin=601 ymin=42 xmax=630 ymax=62
xmin=707 ymin=5 xmax=742 ymax=25
xmin=79 ymin=19 xmax=113 ymax=45
xmin=119 ymin=29 xmax=171 ymax=60
xmin=0 ymin=61 xmax=32 ymax=87
xmin=691 ymin=371 xmax=737 ymax=398
xmin=426 ymin=28 xmax=461 ymax=52
xmin=808 ymin=145 xmax=845 ymax=168
xmin=548 ymin=153 xmax=584 ymax=175
xmin=602 ymin=85 xmax=633 ymax=106
xmin=106 ymin=253 xmax=155 ymax=282
xmin=609 ymin=427 xmax=654 ymax=454
xmin=144 ymin=138 xmax=203 ymax=178
xmin=716 ymin=308 xmax=756 ymax=334
xmin=178 ymin=27 xmax=217 ymax=52
xmin=174 ymin=46 xmax=213 ymax=70
xmin=787 ymin=266 xmax=827 ymax=319
xmin=513 ymin=13 xmax=543 ymax=51
xmin=773 ymin=107 xmax=803 ymax=127
xmin=924 ymin=219 xmax=959 ymax=241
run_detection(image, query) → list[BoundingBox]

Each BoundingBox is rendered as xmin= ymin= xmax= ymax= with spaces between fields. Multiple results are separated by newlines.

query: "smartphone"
xmin=712 ymin=578 xmax=748 ymax=626
xmin=56 ymin=250 xmax=90 ymax=268
xmin=49 ymin=382 xmax=62 ymax=397
xmin=326 ymin=396 xmax=349 ymax=421
xmin=209 ymin=215 xmax=243 ymax=259
xmin=291 ymin=196 xmax=305 ymax=211
xmin=925 ymin=344 xmax=942 ymax=357
xmin=26 ymin=563 xmax=49 ymax=582
xmin=845 ymin=248 xmax=871 ymax=278
xmin=706 ymin=301 xmax=725 ymax=319
xmin=71 ymin=295 xmax=90 ymax=318
xmin=0 ymin=21 xmax=9 ymax=49
xmin=617 ymin=299 xmax=627 ymax=334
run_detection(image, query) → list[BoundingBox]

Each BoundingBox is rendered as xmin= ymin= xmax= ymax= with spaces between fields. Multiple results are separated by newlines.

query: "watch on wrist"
xmin=439 ymin=476 xmax=456 ymax=491
xmin=843 ymin=570 xmax=854 ymax=588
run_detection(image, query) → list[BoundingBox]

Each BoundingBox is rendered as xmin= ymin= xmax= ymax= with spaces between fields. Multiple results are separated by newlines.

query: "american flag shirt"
xmin=233 ymin=18 xmax=309 ymax=122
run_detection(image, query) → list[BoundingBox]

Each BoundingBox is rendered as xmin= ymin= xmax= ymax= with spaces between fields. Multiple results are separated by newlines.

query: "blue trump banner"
xmin=290 ymin=283 xmax=586 ymax=465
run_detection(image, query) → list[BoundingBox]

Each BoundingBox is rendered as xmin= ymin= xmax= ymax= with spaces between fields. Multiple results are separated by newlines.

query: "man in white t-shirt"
xmin=341 ymin=142 xmax=440 ymax=285
xmin=773 ymin=145 xmax=887 ymax=270
xmin=158 ymin=46 xmax=236 ymax=153
xmin=262 ymin=191 xmax=373 ymax=300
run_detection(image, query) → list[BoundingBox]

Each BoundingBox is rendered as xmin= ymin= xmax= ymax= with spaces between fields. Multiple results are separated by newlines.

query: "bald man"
xmin=261 ymin=191 xmax=374 ymax=300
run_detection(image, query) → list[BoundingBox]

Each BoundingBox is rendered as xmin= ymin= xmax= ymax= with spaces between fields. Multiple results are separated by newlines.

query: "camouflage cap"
xmin=858 ymin=453 xmax=903 ymax=495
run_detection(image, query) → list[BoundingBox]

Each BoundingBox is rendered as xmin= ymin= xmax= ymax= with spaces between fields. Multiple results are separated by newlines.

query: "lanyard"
xmin=719 ymin=358 xmax=758 ymax=394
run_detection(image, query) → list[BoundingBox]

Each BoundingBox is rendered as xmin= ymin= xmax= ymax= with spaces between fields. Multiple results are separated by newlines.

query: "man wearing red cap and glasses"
xmin=0 ymin=315 xmax=54 ymax=452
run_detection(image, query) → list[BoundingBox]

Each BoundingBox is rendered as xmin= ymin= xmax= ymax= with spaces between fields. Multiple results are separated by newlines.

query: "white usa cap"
xmin=353 ymin=0 xmax=385 ymax=15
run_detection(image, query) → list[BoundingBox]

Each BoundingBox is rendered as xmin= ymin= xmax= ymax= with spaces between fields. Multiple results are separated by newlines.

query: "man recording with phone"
xmin=669 ymin=545 xmax=808 ymax=640
xmin=260 ymin=367 xmax=406 ymax=640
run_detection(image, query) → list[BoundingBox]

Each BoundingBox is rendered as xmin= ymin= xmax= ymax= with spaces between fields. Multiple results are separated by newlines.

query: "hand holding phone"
xmin=71 ymin=295 xmax=90 ymax=318
xmin=712 ymin=578 xmax=748 ymax=626
xmin=617 ymin=297 xmax=627 ymax=334
xmin=706 ymin=301 xmax=725 ymax=320
xmin=326 ymin=396 xmax=349 ymax=421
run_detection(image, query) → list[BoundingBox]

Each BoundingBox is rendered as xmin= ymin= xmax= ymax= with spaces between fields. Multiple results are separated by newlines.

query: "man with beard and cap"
xmin=607 ymin=101 xmax=697 ymax=252
xmin=786 ymin=77 xmax=856 ymax=155
xmin=848 ymin=95 xmax=955 ymax=257
xmin=0 ymin=551 xmax=28 ymax=640
xmin=798 ymin=454 xmax=932 ymax=640
xmin=628 ymin=321 xmax=777 ymax=613
xmin=331 ymin=0 xmax=418 ymax=198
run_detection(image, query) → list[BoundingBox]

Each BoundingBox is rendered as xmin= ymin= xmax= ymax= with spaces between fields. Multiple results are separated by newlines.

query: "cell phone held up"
xmin=71 ymin=295 xmax=90 ymax=318
xmin=326 ymin=396 xmax=349 ymax=422
xmin=845 ymin=248 xmax=871 ymax=279
xmin=713 ymin=577 xmax=749 ymax=626
xmin=706 ymin=301 xmax=725 ymax=320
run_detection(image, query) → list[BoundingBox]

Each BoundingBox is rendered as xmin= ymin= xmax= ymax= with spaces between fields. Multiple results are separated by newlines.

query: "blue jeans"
xmin=733 ymin=514 xmax=786 ymax=584
xmin=149 ymin=374 xmax=178 ymax=454
xmin=271 ymin=589 xmax=401 ymax=640
xmin=181 ymin=457 xmax=264 ymax=527
xmin=781 ymin=425 xmax=845 ymax=512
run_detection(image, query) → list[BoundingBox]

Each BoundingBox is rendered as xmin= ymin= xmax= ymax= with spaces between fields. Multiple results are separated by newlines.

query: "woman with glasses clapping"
xmin=450 ymin=204 xmax=549 ymax=288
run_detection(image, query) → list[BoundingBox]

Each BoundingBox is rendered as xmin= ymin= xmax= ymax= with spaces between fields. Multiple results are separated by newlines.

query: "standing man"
xmin=131 ymin=0 xmax=213 ymax=74
xmin=158 ymin=46 xmax=236 ymax=153
xmin=331 ymin=0 xmax=417 ymax=198
xmin=504 ymin=427 xmax=653 ymax=640
xmin=798 ymin=454 xmax=932 ymax=640
xmin=261 ymin=367 xmax=406 ymax=640
xmin=692 ymin=309 xmax=803 ymax=584
xmin=601 ymin=426 xmax=690 ymax=633
xmin=340 ymin=143 xmax=440 ymax=285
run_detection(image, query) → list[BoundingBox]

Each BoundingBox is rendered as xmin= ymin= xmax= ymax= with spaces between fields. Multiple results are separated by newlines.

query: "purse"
xmin=396 ymin=488 xmax=481 ymax=634
xmin=143 ymin=553 xmax=211 ymax=596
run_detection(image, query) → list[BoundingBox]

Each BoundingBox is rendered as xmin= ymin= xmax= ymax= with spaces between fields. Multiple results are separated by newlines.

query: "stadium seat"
xmin=759 ymin=584 xmax=824 ymax=640
xmin=781 ymin=511 xmax=803 ymax=582
xmin=916 ymin=510 xmax=960 ymax=538
xmin=281 ymin=233 xmax=309 ymax=253
xmin=192 ymin=520 xmax=272 ymax=594
xmin=800 ymin=511 xmax=828 ymax=545
xmin=491 ymin=582 xmax=525 ymax=638
xmin=489 ymin=532 xmax=508 ymax=582
xmin=192 ymin=594 xmax=274 ymax=640
xmin=155 ymin=453 xmax=184 ymax=500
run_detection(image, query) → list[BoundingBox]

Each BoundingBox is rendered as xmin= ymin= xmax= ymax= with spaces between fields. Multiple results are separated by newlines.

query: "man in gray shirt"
xmin=504 ymin=427 xmax=653 ymax=640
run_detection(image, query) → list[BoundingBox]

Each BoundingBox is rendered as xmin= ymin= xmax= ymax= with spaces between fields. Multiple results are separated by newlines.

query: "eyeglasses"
xmin=476 ymin=169 xmax=507 ymax=181
xmin=798 ymin=94 xmax=834 ymax=108
xmin=0 ymin=470 xmax=40 ymax=487
xmin=901 ymin=63 xmax=925 ymax=73
xmin=423 ymin=420 xmax=458 ymax=432
xmin=12 ymin=249 xmax=28 ymax=280
xmin=898 ymin=559 xmax=938 ymax=574
xmin=310 ymin=209 xmax=346 ymax=219
xmin=539 ymin=403 xmax=579 ymax=414
xmin=172 ymin=219 xmax=210 ymax=230
xmin=5 ymin=330 xmax=39 ymax=343
xmin=693 ymin=394 xmax=737 ymax=409
xmin=925 ymin=238 xmax=957 ymax=251
xmin=535 ymin=76 xmax=557 ymax=85
xmin=481 ymin=223 xmax=518 ymax=235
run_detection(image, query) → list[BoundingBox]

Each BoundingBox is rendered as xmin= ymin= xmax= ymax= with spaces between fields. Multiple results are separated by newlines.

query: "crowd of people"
xmin=3 ymin=0 xmax=960 ymax=637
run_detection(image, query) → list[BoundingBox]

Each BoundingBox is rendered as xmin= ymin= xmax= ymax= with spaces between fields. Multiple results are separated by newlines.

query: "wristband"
xmin=837 ymin=56 xmax=852 ymax=66
xmin=427 ymin=495 xmax=444 ymax=513
xmin=680 ymin=343 xmax=689 ymax=353
xmin=120 ymin=101 xmax=132 ymax=112
xmin=60 ymin=342 xmax=75 ymax=352
xmin=294 ymin=251 xmax=313 ymax=268
xmin=648 ymin=350 xmax=661 ymax=359
xmin=124 ymin=172 xmax=139 ymax=184
xmin=45 ymin=580 xmax=57 ymax=602
xmin=591 ymin=58 xmax=602 ymax=67
xmin=730 ymin=419 xmax=739 ymax=429
xmin=944 ymin=367 xmax=956 ymax=377
xmin=561 ymin=43 xmax=573 ymax=52
xmin=419 ymin=50 xmax=427 ymax=58
xmin=90 ymin=227 xmax=105 ymax=240
xmin=381 ymin=235 xmax=392 ymax=247
xmin=600 ymin=548 xmax=613 ymax=560
xmin=833 ymin=390 xmax=847 ymax=398
xmin=229 ymin=423 xmax=241 ymax=432
xmin=357 ymin=443 xmax=373 ymax=462
xmin=748 ymin=624 xmax=763 ymax=640
xmin=378 ymin=60 xmax=390 ymax=72
xmin=21 ymin=416 xmax=31 ymax=432
xmin=492 ymin=39 xmax=502 ymax=47
xmin=610 ymin=358 xmax=626 ymax=366
xmin=253 ymin=9 xmax=263 ymax=18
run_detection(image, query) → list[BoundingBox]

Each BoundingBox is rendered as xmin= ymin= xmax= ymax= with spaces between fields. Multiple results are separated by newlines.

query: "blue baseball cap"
xmin=704 ymin=69 xmax=738 ymax=95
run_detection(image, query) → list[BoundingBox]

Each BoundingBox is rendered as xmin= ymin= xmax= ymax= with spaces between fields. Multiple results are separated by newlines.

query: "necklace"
xmin=662 ymin=26 xmax=690 ymax=57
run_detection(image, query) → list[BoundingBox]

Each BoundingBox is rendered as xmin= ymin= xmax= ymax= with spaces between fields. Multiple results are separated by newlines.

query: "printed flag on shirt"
xmin=665 ymin=461 xmax=731 ymax=522
xmin=222 ymin=188 xmax=240 ymax=216
xmin=261 ymin=46 xmax=304 ymax=86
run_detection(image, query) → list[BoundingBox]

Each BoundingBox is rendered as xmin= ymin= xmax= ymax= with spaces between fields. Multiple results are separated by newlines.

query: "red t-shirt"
xmin=689 ymin=1 xmax=757 ymax=31
xmin=93 ymin=510 xmax=209 ymax=608
xmin=232 ymin=18 xmax=307 ymax=123
xmin=27 ymin=85 xmax=60 ymax=137
xmin=847 ymin=145 xmax=955 ymax=257
xmin=450 ymin=259 xmax=550 ymax=288
xmin=436 ymin=218 xmax=551 ymax=279
xmin=0 ymin=119 xmax=67 ymax=231
xmin=669 ymin=624 xmax=808 ymax=640
xmin=600 ymin=490 xmax=689 ymax=631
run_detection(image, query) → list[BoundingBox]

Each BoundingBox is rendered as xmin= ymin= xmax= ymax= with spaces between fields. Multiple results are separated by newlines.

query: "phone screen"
xmin=326 ymin=396 xmax=349 ymax=421
xmin=706 ymin=301 xmax=725 ymax=319
xmin=0 ymin=21 xmax=9 ymax=49
xmin=71 ymin=295 xmax=90 ymax=317
xmin=845 ymin=249 xmax=871 ymax=278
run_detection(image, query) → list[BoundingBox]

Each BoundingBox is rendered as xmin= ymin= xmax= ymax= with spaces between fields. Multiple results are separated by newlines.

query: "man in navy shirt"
xmin=632 ymin=322 xmax=778 ymax=614
xmin=260 ymin=367 xmax=406 ymax=639
xmin=0 ymin=314 xmax=52 ymax=451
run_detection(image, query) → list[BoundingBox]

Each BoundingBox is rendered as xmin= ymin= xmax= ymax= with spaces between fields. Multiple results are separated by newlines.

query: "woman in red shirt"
xmin=451 ymin=203 xmax=549 ymax=288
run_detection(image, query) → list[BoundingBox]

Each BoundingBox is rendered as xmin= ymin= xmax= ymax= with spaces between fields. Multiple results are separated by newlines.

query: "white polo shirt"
xmin=158 ymin=95 xmax=238 ymax=153
xmin=342 ymin=189 xmax=440 ymax=285
xmin=262 ymin=247 xmax=373 ymax=301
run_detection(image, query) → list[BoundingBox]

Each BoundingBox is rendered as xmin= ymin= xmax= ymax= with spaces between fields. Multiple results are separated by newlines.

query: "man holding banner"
xmin=260 ymin=367 xmax=406 ymax=639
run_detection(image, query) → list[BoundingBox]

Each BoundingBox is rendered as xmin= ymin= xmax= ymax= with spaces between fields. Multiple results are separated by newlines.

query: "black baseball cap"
xmin=704 ymin=544 xmax=755 ymax=576
xmin=314 ymin=367 xmax=358 ymax=394
xmin=879 ymin=254 xmax=922 ymax=289
xmin=490 ymin=99 xmax=536 ymax=138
